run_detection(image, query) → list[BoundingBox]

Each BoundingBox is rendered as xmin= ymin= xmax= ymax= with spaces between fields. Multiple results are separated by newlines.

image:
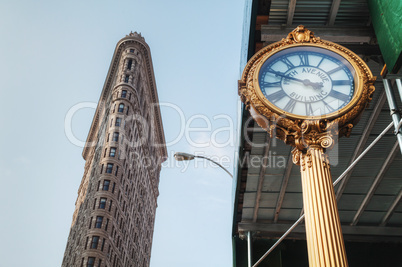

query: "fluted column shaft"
xmin=300 ymin=146 xmax=348 ymax=267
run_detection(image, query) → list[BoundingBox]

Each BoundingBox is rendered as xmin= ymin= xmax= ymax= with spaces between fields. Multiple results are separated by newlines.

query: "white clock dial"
xmin=259 ymin=46 xmax=355 ymax=117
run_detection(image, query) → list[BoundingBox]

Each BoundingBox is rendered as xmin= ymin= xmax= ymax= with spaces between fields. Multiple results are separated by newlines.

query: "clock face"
xmin=258 ymin=46 xmax=356 ymax=117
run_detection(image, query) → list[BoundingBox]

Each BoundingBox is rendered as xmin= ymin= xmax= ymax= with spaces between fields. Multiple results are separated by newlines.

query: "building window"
xmin=99 ymin=198 xmax=106 ymax=209
xmin=105 ymin=218 xmax=109 ymax=231
xmin=90 ymin=236 xmax=99 ymax=249
xmin=115 ymin=118 xmax=121 ymax=127
xmin=118 ymin=103 xmax=124 ymax=113
xmin=112 ymin=182 xmax=116 ymax=193
xmin=101 ymin=239 xmax=106 ymax=252
xmin=115 ymin=166 xmax=119 ymax=176
xmin=112 ymin=132 xmax=119 ymax=142
xmin=130 ymin=49 xmax=134 ymax=53
xmin=109 ymin=147 xmax=116 ymax=157
xmin=126 ymin=106 xmax=129 ymax=115
xmin=89 ymin=217 xmax=93 ymax=229
xmin=127 ymin=59 xmax=133 ymax=70
xmin=87 ymin=257 xmax=95 ymax=267
xmin=108 ymin=200 xmax=112 ymax=212
xmin=124 ymin=75 xmax=129 ymax=83
xmin=103 ymin=180 xmax=110 ymax=191
xmin=106 ymin=163 xmax=113 ymax=173
xmin=121 ymin=90 xmax=127 ymax=98
xmin=95 ymin=216 xmax=103 ymax=228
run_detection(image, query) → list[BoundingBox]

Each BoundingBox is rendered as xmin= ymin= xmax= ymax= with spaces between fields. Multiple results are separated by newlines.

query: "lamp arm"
xmin=195 ymin=155 xmax=233 ymax=178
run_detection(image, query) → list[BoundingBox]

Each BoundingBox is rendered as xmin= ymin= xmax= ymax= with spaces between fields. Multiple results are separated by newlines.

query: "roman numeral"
xmin=322 ymin=100 xmax=335 ymax=112
xmin=329 ymin=90 xmax=350 ymax=102
xmin=266 ymin=67 xmax=276 ymax=73
xmin=317 ymin=57 xmax=325 ymax=68
xmin=299 ymin=54 xmax=309 ymax=66
xmin=332 ymin=80 xmax=351 ymax=86
xmin=280 ymin=58 xmax=295 ymax=69
xmin=327 ymin=65 xmax=344 ymax=75
xmin=283 ymin=99 xmax=297 ymax=113
xmin=305 ymin=102 xmax=314 ymax=116
xmin=261 ymin=81 xmax=281 ymax=88
xmin=266 ymin=90 xmax=287 ymax=103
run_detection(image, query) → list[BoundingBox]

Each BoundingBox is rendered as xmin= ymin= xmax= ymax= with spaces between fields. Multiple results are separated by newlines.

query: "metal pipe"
xmin=395 ymin=79 xmax=402 ymax=134
xmin=252 ymin=215 xmax=305 ymax=267
xmin=247 ymin=231 xmax=253 ymax=267
xmin=396 ymin=79 xmax=402 ymax=103
xmin=252 ymin=121 xmax=394 ymax=267
xmin=383 ymin=79 xmax=402 ymax=154
xmin=332 ymin=121 xmax=394 ymax=187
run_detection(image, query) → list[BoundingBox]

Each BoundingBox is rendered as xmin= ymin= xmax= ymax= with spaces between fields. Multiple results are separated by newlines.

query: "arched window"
xmin=118 ymin=103 xmax=124 ymax=113
xmin=121 ymin=90 xmax=127 ymax=98
xmin=127 ymin=59 xmax=133 ymax=70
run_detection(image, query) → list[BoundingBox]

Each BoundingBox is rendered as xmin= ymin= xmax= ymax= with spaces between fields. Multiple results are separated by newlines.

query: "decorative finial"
xmin=285 ymin=25 xmax=318 ymax=43
xmin=127 ymin=31 xmax=143 ymax=39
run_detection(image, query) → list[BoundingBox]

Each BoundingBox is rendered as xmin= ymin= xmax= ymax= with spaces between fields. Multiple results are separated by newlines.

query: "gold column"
xmin=299 ymin=146 xmax=348 ymax=267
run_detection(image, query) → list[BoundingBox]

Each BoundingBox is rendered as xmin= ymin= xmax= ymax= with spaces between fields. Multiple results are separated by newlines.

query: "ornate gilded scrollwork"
xmin=284 ymin=25 xmax=319 ymax=44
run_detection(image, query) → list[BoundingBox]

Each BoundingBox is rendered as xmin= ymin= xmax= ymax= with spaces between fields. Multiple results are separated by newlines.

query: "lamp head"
xmin=174 ymin=152 xmax=195 ymax=161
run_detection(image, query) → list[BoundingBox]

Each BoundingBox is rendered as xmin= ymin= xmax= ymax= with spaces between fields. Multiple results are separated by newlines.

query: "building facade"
xmin=62 ymin=32 xmax=167 ymax=267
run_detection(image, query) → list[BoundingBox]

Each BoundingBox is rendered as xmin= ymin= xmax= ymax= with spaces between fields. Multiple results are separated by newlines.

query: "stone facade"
xmin=62 ymin=32 xmax=167 ymax=267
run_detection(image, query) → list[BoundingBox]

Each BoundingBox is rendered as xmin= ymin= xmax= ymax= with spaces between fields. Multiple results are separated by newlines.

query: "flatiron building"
xmin=62 ymin=32 xmax=167 ymax=267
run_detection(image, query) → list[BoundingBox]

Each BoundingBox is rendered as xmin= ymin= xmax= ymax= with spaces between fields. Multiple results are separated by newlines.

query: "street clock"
xmin=239 ymin=25 xmax=376 ymax=152
xmin=239 ymin=26 xmax=377 ymax=266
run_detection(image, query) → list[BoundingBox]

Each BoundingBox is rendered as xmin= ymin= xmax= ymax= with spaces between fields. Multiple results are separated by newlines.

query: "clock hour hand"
xmin=304 ymin=80 xmax=324 ymax=90
xmin=270 ymin=70 xmax=323 ymax=90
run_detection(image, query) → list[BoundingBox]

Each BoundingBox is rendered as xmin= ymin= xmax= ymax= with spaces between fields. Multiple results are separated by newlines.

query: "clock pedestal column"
xmin=295 ymin=146 xmax=348 ymax=267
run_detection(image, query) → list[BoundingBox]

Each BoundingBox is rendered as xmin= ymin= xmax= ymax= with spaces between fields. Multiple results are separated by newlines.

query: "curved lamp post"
xmin=174 ymin=152 xmax=233 ymax=178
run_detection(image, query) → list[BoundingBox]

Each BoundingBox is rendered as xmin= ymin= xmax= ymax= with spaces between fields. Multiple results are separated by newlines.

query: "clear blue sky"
xmin=0 ymin=0 xmax=245 ymax=266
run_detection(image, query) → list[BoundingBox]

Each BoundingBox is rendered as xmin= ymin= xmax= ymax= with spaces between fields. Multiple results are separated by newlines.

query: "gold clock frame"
xmin=239 ymin=25 xmax=376 ymax=153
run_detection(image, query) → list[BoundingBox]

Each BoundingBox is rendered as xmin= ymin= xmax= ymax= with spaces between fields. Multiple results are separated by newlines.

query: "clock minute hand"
xmin=271 ymin=71 xmax=323 ymax=90
xmin=272 ymin=71 xmax=305 ymax=83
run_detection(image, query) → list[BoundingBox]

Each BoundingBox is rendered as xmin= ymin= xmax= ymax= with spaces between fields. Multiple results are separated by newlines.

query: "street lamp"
xmin=174 ymin=152 xmax=233 ymax=178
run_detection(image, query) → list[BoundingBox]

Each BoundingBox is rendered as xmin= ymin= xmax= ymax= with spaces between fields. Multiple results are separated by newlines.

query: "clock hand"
xmin=304 ymin=81 xmax=324 ymax=90
xmin=271 ymin=71 xmax=323 ymax=90
xmin=271 ymin=71 xmax=305 ymax=83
